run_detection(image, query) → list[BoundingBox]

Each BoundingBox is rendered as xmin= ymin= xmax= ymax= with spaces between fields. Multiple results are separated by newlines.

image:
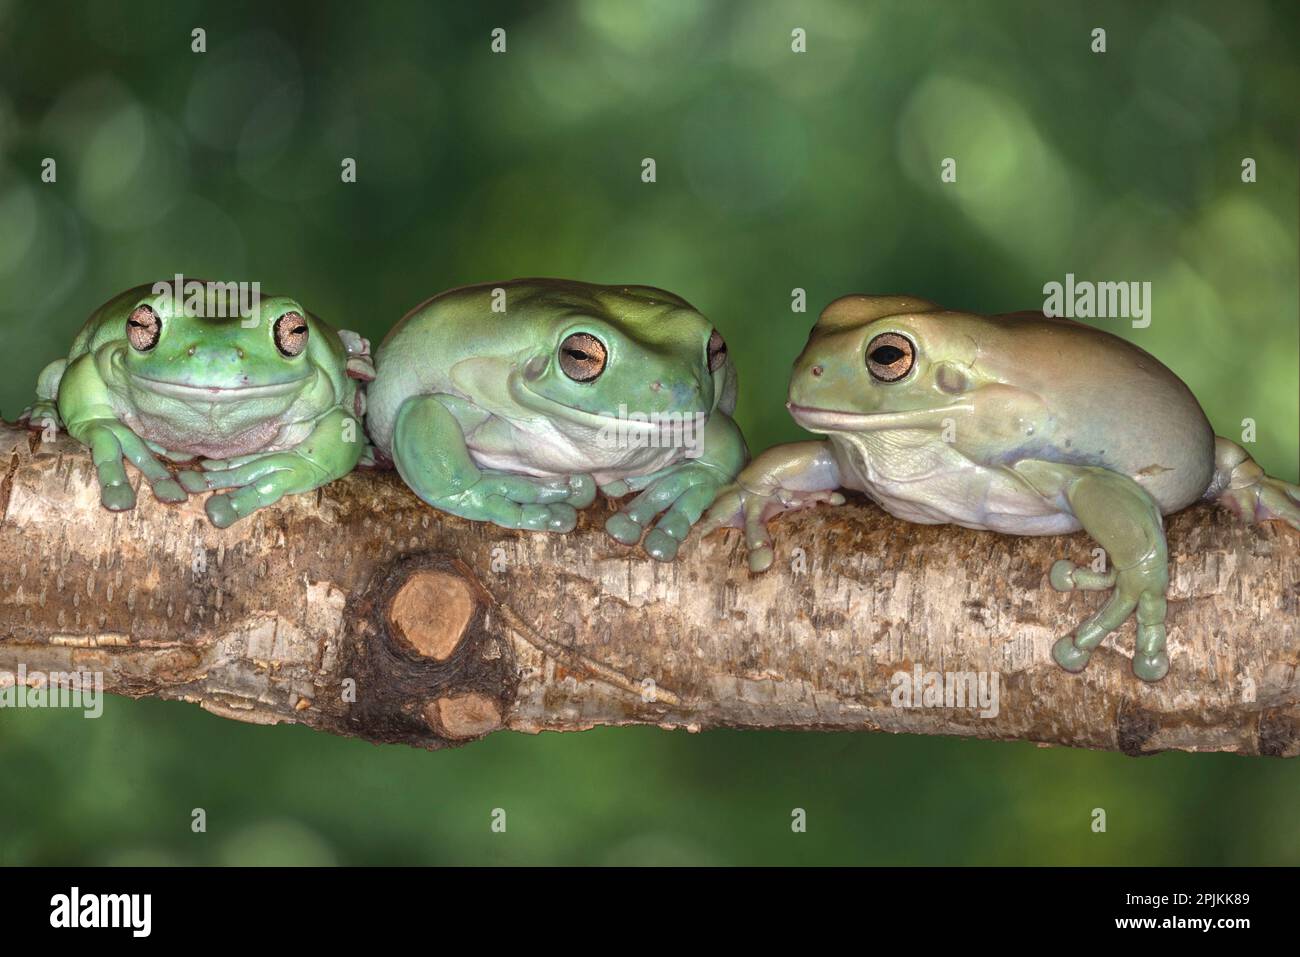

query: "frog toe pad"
xmin=1049 ymin=559 xmax=1117 ymax=592
xmin=100 ymin=483 xmax=137 ymax=512
xmin=605 ymin=512 xmax=643 ymax=546
xmin=205 ymin=494 xmax=241 ymax=528
xmin=1051 ymin=637 xmax=1092 ymax=673
xmin=152 ymin=478 xmax=189 ymax=504
xmin=1133 ymin=650 xmax=1170 ymax=682
xmin=642 ymin=528 xmax=679 ymax=562
xmin=533 ymin=503 xmax=577 ymax=533
xmin=176 ymin=470 xmax=210 ymax=494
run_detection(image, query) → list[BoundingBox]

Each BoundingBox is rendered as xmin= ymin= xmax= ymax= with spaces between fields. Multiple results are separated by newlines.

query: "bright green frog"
xmin=23 ymin=282 xmax=373 ymax=527
xmin=702 ymin=295 xmax=1300 ymax=681
xmin=365 ymin=278 xmax=748 ymax=560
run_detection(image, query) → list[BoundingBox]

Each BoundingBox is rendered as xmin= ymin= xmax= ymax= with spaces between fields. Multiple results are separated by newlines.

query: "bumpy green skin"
xmin=23 ymin=283 xmax=369 ymax=527
xmin=702 ymin=295 xmax=1300 ymax=682
xmin=365 ymin=279 xmax=747 ymax=561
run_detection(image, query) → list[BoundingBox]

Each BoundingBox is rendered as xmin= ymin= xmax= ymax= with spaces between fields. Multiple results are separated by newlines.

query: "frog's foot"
xmin=19 ymin=401 xmax=61 ymax=436
xmin=25 ymin=360 xmax=66 ymax=436
xmin=73 ymin=418 xmax=189 ymax=511
xmin=175 ymin=452 xmax=262 ymax=496
xmin=205 ymin=494 xmax=250 ymax=528
xmin=143 ymin=440 xmax=201 ymax=466
xmin=604 ymin=466 xmax=731 ymax=562
xmin=553 ymin=472 xmax=597 ymax=508
xmin=150 ymin=476 xmax=189 ymax=505
xmin=176 ymin=469 xmax=208 ymax=494
xmin=1215 ymin=473 xmax=1300 ymax=529
xmin=355 ymin=444 xmax=380 ymax=470
xmin=183 ymin=451 xmax=327 ymax=527
xmin=698 ymin=484 xmax=845 ymax=572
xmin=1049 ymin=559 xmax=1169 ymax=680
xmin=183 ymin=409 xmax=364 ymax=527
xmin=437 ymin=472 xmax=594 ymax=533
xmin=199 ymin=452 xmax=266 ymax=470
xmin=1208 ymin=436 xmax=1300 ymax=530
xmin=1024 ymin=462 xmax=1171 ymax=681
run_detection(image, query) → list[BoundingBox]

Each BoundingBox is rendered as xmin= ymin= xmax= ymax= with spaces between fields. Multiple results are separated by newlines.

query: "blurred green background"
xmin=1 ymin=0 xmax=1297 ymax=865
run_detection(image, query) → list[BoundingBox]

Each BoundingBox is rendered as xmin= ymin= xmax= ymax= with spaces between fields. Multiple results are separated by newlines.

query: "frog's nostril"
xmin=187 ymin=346 xmax=197 ymax=357
xmin=811 ymin=365 xmax=824 ymax=377
xmin=650 ymin=381 xmax=662 ymax=392
xmin=236 ymin=348 xmax=246 ymax=360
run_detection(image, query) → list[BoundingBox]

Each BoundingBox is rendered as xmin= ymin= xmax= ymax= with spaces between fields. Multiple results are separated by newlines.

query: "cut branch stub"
xmin=343 ymin=552 xmax=517 ymax=748
xmin=425 ymin=692 xmax=504 ymax=740
xmin=389 ymin=567 xmax=479 ymax=661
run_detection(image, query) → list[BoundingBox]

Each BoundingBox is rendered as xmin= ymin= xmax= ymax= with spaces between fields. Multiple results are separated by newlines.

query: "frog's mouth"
xmin=788 ymin=402 xmax=973 ymax=433
xmin=512 ymin=375 xmax=703 ymax=433
xmin=129 ymin=374 xmax=311 ymax=402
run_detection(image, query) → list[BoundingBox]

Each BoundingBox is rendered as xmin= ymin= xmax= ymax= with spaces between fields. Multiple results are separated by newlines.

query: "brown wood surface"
xmin=1 ymin=423 xmax=1296 ymax=756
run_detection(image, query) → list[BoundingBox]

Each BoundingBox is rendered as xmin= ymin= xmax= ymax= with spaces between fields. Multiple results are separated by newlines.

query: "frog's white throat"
xmin=458 ymin=371 xmax=701 ymax=481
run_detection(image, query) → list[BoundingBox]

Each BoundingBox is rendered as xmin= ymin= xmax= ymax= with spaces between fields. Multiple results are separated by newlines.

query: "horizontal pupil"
xmin=872 ymin=346 xmax=904 ymax=364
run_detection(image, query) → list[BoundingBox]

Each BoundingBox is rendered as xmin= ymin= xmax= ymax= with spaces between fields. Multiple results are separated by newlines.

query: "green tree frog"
xmin=702 ymin=295 xmax=1300 ymax=681
xmin=22 ymin=282 xmax=374 ymax=527
xmin=365 ymin=278 xmax=747 ymax=560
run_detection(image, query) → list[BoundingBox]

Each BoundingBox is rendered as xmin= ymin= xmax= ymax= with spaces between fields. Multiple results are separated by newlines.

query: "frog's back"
xmin=66 ymin=285 xmax=155 ymax=359
xmin=981 ymin=312 xmax=1215 ymax=511
xmin=367 ymin=281 xmax=539 ymax=452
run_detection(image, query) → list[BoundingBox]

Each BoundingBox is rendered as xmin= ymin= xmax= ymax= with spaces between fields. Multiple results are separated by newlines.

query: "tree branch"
xmin=0 ymin=422 xmax=1295 ymax=756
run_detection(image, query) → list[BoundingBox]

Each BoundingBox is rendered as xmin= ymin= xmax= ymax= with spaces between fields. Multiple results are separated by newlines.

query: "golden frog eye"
xmin=707 ymin=329 xmax=728 ymax=373
xmin=274 ymin=312 xmax=309 ymax=357
xmin=865 ymin=332 xmax=915 ymax=382
xmin=558 ymin=332 xmax=607 ymax=382
xmin=126 ymin=305 xmax=161 ymax=351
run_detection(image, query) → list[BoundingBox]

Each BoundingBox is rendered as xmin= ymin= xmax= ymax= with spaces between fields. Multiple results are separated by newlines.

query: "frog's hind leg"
xmin=1208 ymin=437 xmax=1300 ymax=530
xmin=1015 ymin=461 xmax=1171 ymax=681
xmin=391 ymin=394 xmax=588 ymax=532
xmin=20 ymin=358 xmax=67 ymax=433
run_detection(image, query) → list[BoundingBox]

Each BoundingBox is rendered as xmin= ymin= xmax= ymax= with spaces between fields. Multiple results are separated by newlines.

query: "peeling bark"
xmin=0 ymin=423 xmax=1296 ymax=756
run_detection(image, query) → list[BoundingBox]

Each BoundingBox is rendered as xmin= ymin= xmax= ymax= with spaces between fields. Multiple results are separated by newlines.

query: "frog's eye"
xmin=865 ymin=332 xmax=915 ymax=382
xmin=126 ymin=305 xmax=161 ymax=352
xmin=707 ymin=329 xmax=728 ymax=373
xmin=558 ymin=332 xmax=607 ymax=382
xmin=274 ymin=312 xmax=309 ymax=357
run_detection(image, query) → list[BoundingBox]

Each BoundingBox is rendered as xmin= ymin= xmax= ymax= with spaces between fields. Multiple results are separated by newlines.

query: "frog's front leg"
xmin=604 ymin=411 xmax=749 ymax=561
xmin=698 ymin=440 xmax=844 ymax=571
xmin=54 ymin=353 xmax=188 ymax=509
xmin=391 ymin=394 xmax=592 ymax=532
xmin=66 ymin=418 xmax=189 ymax=511
xmin=1014 ymin=460 xmax=1171 ymax=681
xmin=179 ymin=407 xmax=364 ymax=527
